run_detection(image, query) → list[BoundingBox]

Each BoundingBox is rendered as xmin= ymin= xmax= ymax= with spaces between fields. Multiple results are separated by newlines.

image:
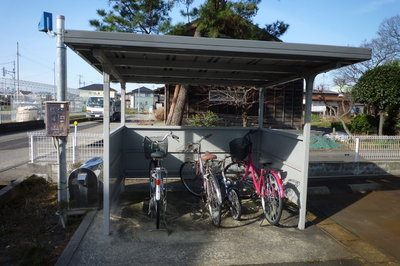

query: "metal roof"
xmin=64 ymin=30 xmax=371 ymax=87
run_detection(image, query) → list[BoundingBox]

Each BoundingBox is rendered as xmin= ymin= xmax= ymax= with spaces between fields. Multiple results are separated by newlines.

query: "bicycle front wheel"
xmin=207 ymin=173 xmax=222 ymax=227
xmin=180 ymin=161 xmax=203 ymax=197
xmin=261 ymin=172 xmax=283 ymax=225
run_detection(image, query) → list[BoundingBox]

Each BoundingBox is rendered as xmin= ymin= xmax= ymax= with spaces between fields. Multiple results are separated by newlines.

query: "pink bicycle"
xmin=223 ymin=131 xmax=285 ymax=225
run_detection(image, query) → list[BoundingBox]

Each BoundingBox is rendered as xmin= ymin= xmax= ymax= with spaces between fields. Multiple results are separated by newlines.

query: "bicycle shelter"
xmin=62 ymin=24 xmax=370 ymax=234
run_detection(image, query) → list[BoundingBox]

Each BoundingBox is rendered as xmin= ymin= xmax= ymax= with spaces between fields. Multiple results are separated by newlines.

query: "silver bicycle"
xmin=143 ymin=131 xmax=179 ymax=229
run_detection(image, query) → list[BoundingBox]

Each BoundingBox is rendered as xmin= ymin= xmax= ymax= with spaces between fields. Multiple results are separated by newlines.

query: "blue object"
xmin=38 ymin=12 xmax=53 ymax=32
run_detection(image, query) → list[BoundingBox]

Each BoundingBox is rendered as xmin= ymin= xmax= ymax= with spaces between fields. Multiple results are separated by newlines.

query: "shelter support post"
xmin=121 ymin=82 xmax=126 ymax=126
xmin=103 ymin=69 xmax=111 ymax=235
xmin=258 ymin=87 xmax=264 ymax=128
xmin=55 ymin=15 xmax=68 ymax=224
xmin=299 ymin=75 xmax=315 ymax=229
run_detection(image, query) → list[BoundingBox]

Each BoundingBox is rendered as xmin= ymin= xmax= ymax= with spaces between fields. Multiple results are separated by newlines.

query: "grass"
xmin=0 ymin=176 xmax=83 ymax=265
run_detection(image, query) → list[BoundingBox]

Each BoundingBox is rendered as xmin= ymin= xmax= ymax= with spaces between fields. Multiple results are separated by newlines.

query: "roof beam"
xmin=118 ymin=68 xmax=286 ymax=81
xmin=92 ymin=49 xmax=125 ymax=83
xmin=107 ymin=58 xmax=304 ymax=74
xmin=123 ymin=76 xmax=270 ymax=87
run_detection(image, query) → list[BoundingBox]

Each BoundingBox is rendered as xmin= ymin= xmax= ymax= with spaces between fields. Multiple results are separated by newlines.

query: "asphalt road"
xmin=0 ymin=120 xmax=109 ymax=172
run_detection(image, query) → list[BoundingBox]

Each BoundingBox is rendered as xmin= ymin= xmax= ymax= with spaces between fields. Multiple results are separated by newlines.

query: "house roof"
xmin=64 ymin=30 xmax=371 ymax=88
xmin=78 ymin=83 xmax=116 ymax=92
xmin=19 ymin=90 xmax=32 ymax=95
xmin=312 ymin=89 xmax=338 ymax=95
xmin=129 ymin=86 xmax=153 ymax=94
xmin=312 ymin=95 xmax=345 ymax=101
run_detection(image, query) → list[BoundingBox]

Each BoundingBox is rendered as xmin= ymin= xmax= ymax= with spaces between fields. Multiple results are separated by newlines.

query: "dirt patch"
xmin=0 ymin=176 xmax=83 ymax=265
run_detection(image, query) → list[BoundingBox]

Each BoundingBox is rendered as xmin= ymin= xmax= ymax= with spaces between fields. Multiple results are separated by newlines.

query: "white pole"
xmin=73 ymin=121 xmax=78 ymax=164
xmin=299 ymin=75 xmax=315 ymax=230
xmin=30 ymin=134 xmax=34 ymax=163
xmin=103 ymin=70 xmax=111 ymax=235
xmin=121 ymin=82 xmax=126 ymax=126
xmin=355 ymin=137 xmax=360 ymax=162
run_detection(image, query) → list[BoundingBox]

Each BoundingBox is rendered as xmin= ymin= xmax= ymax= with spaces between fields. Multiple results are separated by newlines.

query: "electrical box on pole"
xmin=45 ymin=101 xmax=69 ymax=136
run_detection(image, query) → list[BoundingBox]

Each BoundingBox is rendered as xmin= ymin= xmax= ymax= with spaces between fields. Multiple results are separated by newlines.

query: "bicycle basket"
xmin=229 ymin=137 xmax=251 ymax=162
xmin=143 ymin=136 xmax=168 ymax=159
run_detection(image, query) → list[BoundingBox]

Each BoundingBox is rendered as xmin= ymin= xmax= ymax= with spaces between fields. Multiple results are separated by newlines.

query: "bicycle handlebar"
xmin=161 ymin=131 xmax=180 ymax=142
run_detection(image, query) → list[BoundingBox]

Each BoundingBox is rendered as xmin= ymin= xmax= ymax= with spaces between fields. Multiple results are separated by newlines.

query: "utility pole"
xmin=53 ymin=62 xmax=56 ymax=100
xmin=16 ymin=42 xmax=20 ymax=104
xmin=55 ymin=15 xmax=68 ymax=225
xmin=77 ymin=74 xmax=84 ymax=88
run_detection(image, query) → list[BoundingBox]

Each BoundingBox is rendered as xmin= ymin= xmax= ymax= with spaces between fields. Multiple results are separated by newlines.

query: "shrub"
xmin=311 ymin=114 xmax=321 ymax=123
xmin=125 ymin=109 xmax=137 ymax=114
xmin=154 ymin=107 xmax=164 ymax=121
xmin=350 ymin=114 xmax=377 ymax=134
xmin=189 ymin=111 xmax=219 ymax=127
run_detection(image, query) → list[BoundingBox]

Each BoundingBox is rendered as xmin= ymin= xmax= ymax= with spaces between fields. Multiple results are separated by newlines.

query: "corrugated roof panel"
xmin=64 ymin=30 xmax=371 ymax=87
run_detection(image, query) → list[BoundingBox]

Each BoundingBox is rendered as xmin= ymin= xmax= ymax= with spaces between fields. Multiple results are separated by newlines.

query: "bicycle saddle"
xmin=201 ymin=151 xmax=217 ymax=161
xmin=151 ymin=151 xmax=166 ymax=159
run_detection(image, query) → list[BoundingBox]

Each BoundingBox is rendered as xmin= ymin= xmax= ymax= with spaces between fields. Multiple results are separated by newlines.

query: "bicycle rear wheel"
xmin=207 ymin=173 xmax=222 ymax=227
xmin=228 ymin=188 xmax=241 ymax=220
xmin=156 ymin=200 xmax=161 ymax=229
xmin=180 ymin=161 xmax=203 ymax=197
xmin=260 ymin=172 xmax=283 ymax=225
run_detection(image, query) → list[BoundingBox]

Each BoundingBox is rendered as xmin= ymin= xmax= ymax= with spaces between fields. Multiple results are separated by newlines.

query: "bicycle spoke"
xmin=261 ymin=173 xmax=283 ymax=225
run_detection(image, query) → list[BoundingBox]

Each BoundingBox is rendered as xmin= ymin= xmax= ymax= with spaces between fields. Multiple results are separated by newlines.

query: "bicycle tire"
xmin=207 ymin=172 xmax=222 ymax=227
xmin=228 ymin=188 xmax=242 ymax=220
xmin=260 ymin=172 xmax=283 ymax=225
xmin=156 ymin=200 xmax=160 ymax=229
xmin=180 ymin=161 xmax=203 ymax=197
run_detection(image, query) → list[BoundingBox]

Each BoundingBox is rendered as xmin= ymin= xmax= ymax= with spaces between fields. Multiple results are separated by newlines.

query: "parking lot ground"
xmin=308 ymin=176 xmax=400 ymax=263
xmin=62 ymin=179 xmax=369 ymax=266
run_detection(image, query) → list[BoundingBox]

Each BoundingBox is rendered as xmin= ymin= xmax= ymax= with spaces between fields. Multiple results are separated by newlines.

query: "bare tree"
xmin=335 ymin=15 xmax=399 ymax=85
xmin=317 ymin=85 xmax=354 ymax=135
xmin=207 ymin=86 xmax=258 ymax=127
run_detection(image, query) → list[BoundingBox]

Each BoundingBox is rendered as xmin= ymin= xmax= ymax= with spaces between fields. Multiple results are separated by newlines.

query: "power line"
xmin=0 ymin=61 xmax=14 ymax=65
xmin=20 ymin=54 xmax=53 ymax=70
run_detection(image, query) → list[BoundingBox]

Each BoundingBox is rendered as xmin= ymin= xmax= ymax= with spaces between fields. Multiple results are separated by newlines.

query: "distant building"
xmin=127 ymin=86 xmax=154 ymax=112
xmin=306 ymin=89 xmax=363 ymax=117
xmin=78 ymin=84 xmax=117 ymax=99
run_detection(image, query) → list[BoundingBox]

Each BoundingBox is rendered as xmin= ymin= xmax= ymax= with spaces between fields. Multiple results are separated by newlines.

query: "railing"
xmin=314 ymin=135 xmax=400 ymax=160
xmin=28 ymin=131 xmax=103 ymax=163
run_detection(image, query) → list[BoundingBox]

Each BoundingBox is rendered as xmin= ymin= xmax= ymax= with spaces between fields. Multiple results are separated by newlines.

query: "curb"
xmin=0 ymin=176 xmax=26 ymax=198
xmin=55 ymin=210 xmax=97 ymax=266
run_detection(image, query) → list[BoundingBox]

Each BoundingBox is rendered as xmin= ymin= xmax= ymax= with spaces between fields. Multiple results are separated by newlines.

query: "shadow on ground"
xmin=116 ymin=179 xmax=299 ymax=236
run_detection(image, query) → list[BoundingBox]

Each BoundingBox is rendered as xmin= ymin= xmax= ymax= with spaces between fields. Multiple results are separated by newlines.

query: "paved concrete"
xmin=308 ymin=176 xmax=400 ymax=263
xmin=58 ymin=181 xmax=367 ymax=266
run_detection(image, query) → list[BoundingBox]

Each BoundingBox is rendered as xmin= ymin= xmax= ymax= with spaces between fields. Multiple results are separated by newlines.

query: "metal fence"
xmin=1 ymin=78 xmax=84 ymax=124
xmin=318 ymin=135 xmax=400 ymax=160
xmin=28 ymin=131 xmax=103 ymax=163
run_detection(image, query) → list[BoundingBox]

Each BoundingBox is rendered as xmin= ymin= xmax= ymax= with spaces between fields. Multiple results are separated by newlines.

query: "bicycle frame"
xmin=240 ymin=152 xmax=285 ymax=198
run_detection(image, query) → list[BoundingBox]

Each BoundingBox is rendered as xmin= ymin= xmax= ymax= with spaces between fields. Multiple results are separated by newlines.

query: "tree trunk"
xmin=166 ymin=85 xmax=180 ymax=125
xmin=242 ymin=111 xmax=248 ymax=127
xmin=378 ymin=111 xmax=385 ymax=136
xmin=169 ymin=85 xmax=189 ymax=125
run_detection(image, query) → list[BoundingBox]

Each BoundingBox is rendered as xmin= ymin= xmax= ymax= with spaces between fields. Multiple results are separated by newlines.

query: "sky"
xmin=0 ymin=0 xmax=399 ymax=93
